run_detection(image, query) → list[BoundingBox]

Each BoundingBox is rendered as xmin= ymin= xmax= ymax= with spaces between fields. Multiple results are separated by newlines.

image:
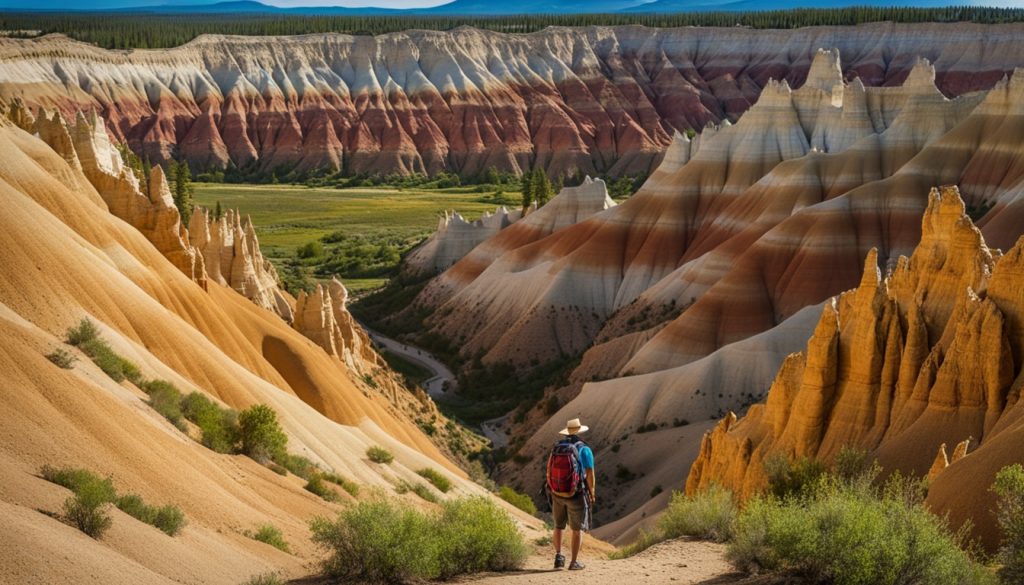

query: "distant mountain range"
xmin=4 ymin=0 xmax=1022 ymax=13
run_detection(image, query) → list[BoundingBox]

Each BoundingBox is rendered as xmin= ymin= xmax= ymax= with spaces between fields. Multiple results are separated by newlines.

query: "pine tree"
xmin=170 ymin=160 xmax=194 ymax=224
xmin=531 ymin=169 xmax=553 ymax=207
xmin=520 ymin=168 xmax=534 ymax=212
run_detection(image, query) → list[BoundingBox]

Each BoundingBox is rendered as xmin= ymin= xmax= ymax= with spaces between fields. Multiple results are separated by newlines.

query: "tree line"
xmin=2 ymin=6 xmax=1023 ymax=50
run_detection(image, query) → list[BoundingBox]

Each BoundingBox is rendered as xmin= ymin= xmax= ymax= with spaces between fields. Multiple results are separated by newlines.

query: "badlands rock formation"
xmin=189 ymin=207 xmax=294 ymax=320
xmin=406 ymin=49 xmax=1024 ymax=536
xmin=404 ymin=176 xmax=614 ymax=277
xmin=403 ymin=206 xmax=524 ymax=277
xmin=687 ymin=187 xmax=1024 ymax=547
xmin=0 ymin=104 xmax=532 ymax=582
xmin=1 ymin=23 xmax=1023 ymax=178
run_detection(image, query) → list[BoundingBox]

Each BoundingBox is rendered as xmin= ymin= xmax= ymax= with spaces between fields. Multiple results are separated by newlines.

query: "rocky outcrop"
xmin=685 ymin=187 xmax=1024 ymax=546
xmin=1 ymin=24 xmax=1022 ymax=178
xmin=189 ymin=207 xmax=292 ymax=320
xmin=293 ymin=278 xmax=383 ymax=375
xmin=403 ymin=206 xmax=524 ymax=278
xmin=29 ymin=107 xmax=207 ymax=287
xmin=404 ymin=176 xmax=615 ymax=277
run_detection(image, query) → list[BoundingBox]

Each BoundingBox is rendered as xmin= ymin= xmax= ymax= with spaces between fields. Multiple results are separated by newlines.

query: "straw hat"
xmin=559 ymin=418 xmax=589 ymax=435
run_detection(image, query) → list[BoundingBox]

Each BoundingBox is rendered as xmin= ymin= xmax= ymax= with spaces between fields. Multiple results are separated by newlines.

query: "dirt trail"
xmin=460 ymin=538 xmax=747 ymax=585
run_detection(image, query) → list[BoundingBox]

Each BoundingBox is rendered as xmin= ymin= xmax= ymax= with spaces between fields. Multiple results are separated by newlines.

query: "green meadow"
xmin=193 ymin=183 xmax=518 ymax=292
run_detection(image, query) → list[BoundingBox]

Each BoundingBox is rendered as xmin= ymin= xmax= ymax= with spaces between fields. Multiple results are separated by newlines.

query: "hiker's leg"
xmin=570 ymin=529 xmax=582 ymax=562
xmin=553 ymin=527 xmax=563 ymax=554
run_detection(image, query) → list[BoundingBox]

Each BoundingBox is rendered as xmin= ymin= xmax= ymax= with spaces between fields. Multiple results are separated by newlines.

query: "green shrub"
xmin=248 ymin=523 xmax=290 ymax=553
xmin=238 ymin=404 xmax=288 ymax=463
xmin=181 ymin=392 xmax=238 ymax=453
xmin=140 ymin=380 xmax=185 ymax=430
xmin=497 ymin=486 xmax=536 ymax=516
xmin=311 ymin=499 xmax=439 ymax=583
xmin=241 ymin=573 xmax=284 ymax=585
xmin=63 ymin=481 xmax=113 ymax=538
xmin=114 ymin=494 xmax=187 ymax=536
xmin=46 ymin=348 xmax=77 ymax=369
xmin=310 ymin=497 xmax=527 ymax=583
xmin=306 ymin=475 xmax=341 ymax=502
xmin=659 ymin=485 xmax=736 ymax=543
xmin=66 ymin=319 xmax=144 ymax=384
xmin=833 ymin=446 xmax=878 ymax=484
xmin=435 ymin=497 xmax=530 ymax=579
xmin=608 ymin=530 xmax=662 ymax=559
xmin=297 ymin=240 xmax=324 ymax=259
xmin=366 ymin=445 xmax=394 ymax=464
xmin=67 ymin=318 xmax=100 ymax=346
xmin=764 ymin=454 xmax=828 ymax=499
xmin=416 ymin=468 xmax=452 ymax=493
xmin=41 ymin=466 xmax=117 ymax=501
xmin=994 ymin=463 xmax=1024 ymax=584
xmin=727 ymin=477 xmax=988 ymax=585
xmin=322 ymin=472 xmax=360 ymax=497
xmin=397 ymin=480 xmax=438 ymax=503
xmin=275 ymin=453 xmax=318 ymax=480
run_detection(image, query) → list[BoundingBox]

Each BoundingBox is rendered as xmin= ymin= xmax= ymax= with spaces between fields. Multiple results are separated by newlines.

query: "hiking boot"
xmin=569 ymin=561 xmax=585 ymax=571
xmin=554 ymin=553 xmax=566 ymax=569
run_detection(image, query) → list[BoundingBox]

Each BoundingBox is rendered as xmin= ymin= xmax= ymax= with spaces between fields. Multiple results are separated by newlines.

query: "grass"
xmin=396 ymin=480 xmax=440 ymax=503
xmin=322 ymin=472 xmax=360 ymax=497
xmin=193 ymin=183 xmax=512 ymax=292
xmin=66 ymin=319 xmax=142 ymax=384
xmin=305 ymin=475 xmax=342 ymax=502
xmin=416 ymin=468 xmax=452 ymax=493
xmin=310 ymin=497 xmax=528 ymax=583
xmin=241 ymin=574 xmax=285 ymax=585
xmin=46 ymin=348 xmax=77 ymax=369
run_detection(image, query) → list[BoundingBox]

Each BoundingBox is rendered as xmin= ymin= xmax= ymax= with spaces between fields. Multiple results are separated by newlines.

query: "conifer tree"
xmin=520 ymin=168 xmax=534 ymax=212
xmin=532 ymin=169 xmax=553 ymax=207
xmin=169 ymin=160 xmax=194 ymax=225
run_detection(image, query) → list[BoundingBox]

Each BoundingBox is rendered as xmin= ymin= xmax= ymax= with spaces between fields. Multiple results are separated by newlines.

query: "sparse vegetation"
xmin=993 ymin=463 xmax=1024 ymax=584
xmin=417 ymin=468 xmax=452 ymax=493
xmin=139 ymin=379 xmax=186 ymax=431
xmin=310 ymin=497 xmax=527 ymax=583
xmin=181 ymin=392 xmax=239 ymax=453
xmin=763 ymin=453 xmax=828 ymax=499
xmin=322 ymin=472 xmax=360 ymax=497
xmin=366 ymin=445 xmax=394 ymax=464
xmin=240 ymin=573 xmax=285 ymax=585
xmin=46 ymin=347 xmax=77 ymax=369
xmin=397 ymin=480 xmax=439 ymax=503
xmin=497 ymin=486 xmax=536 ymax=516
xmin=66 ymin=319 xmax=142 ymax=384
xmin=659 ymin=485 xmax=736 ymax=543
xmin=305 ymin=474 xmax=342 ymax=502
xmin=247 ymin=524 xmax=290 ymax=553
xmin=41 ymin=465 xmax=185 ymax=537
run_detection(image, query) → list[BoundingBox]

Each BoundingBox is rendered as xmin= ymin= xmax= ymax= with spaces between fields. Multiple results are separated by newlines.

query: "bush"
xmin=248 ymin=523 xmax=290 ymax=553
xmin=994 ymin=463 xmax=1024 ymax=583
xmin=41 ymin=466 xmax=117 ymax=501
xmin=297 ymin=240 xmax=325 ymax=259
xmin=659 ymin=485 xmax=736 ymax=543
xmin=306 ymin=475 xmax=341 ymax=502
xmin=764 ymin=454 xmax=828 ymax=499
xmin=727 ymin=477 xmax=988 ymax=585
xmin=46 ymin=348 xmax=77 ymax=369
xmin=609 ymin=530 xmax=662 ymax=559
xmin=397 ymin=480 xmax=439 ymax=503
xmin=67 ymin=318 xmax=100 ymax=346
xmin=435 ymin=497 xmax=530 ymax=579
xmin=321 ymin=472 xmax=360 ymax=497
xmin=417 ymin=468 xmax=452 ymax=493
xmin=497 ymin=486 xmax=536 ymax=516
xmin=113 ymin=493 xmax=187 ymax=536
xmin=241 ymin=574 xmax=284 ymax=585
xmin=366 ymin=446 xmax=394 ymax=464
xmin=238 ymin=404 xmax=288 ymax=463
xmin=140 ymin=380 xmax=185 ymax=430
xmin=311 ymin=499 xmax=439 ymax=583
xmin=276 ymin=453 xmax=318 ymax=480
xmin=63 ymin=481 xmax=113 ymax=538
xmin=310 ymin=497 xmax=527 ymax=583
xmin=181 ymin=392 xmax=238 ymax=453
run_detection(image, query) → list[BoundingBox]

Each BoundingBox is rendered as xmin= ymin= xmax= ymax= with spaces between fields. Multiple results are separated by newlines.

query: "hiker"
xmin=546 ymin=417 xmax=595 ymax=571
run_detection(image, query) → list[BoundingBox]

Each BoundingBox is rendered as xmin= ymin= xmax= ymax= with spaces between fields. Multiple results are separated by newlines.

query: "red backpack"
xmin=546 ymin=439 xmax=584 ymax=497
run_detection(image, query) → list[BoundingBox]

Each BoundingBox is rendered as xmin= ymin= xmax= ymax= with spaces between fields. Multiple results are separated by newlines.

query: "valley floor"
xmin=458 ymin=539 xmax=747 ymax=585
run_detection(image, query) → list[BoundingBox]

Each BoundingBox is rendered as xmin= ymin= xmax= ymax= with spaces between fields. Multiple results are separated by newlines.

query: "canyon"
xmin=1 ymin=23 xmax=1023 ymax=180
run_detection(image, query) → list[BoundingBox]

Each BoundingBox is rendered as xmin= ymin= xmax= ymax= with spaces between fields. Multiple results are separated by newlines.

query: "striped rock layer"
xmin=1 ymin=23 xmax=1023 ymax=178
xmin=687 ymin=187 xmax=1024 ymax=548
xmin=411 ymin=50 xmax=1024 ymax=535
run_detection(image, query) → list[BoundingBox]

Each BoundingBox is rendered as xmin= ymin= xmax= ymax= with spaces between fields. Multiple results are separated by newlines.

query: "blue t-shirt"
xmin=565 ymin=436 xmax=594 ymax=473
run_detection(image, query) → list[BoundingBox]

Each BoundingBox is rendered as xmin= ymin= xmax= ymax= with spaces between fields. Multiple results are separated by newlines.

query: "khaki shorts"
xmin=552 ymin=493 xmax=586 ymax=531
